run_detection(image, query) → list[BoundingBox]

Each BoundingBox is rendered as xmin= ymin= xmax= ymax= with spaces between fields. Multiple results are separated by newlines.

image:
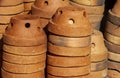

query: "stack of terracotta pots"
xmin=47 ymin=6 xmax=93 ymax=78
xmin=70 ymin=0 xmax=105 ymax=30
xmin=31 ymin=0 xmax=69 ymax=27
xmin=2 ymin=15 xmax=47 ymax=78
xmin=104 ymin=0 xmax=120 ymax=78
xmin=91 ymin=29 xmax=108 ymax=78
xmin=24 ymin=0 xmax=35 ymax=14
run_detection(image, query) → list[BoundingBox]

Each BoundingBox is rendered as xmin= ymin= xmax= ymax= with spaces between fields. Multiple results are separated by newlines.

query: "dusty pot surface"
xmin=31 ymin=0 xmax=69 ymax=18
xmin=108 ymin=70 xmax=120 ymax=78
xmin=108 ymin=60 xmax=120 ymax=71
xmin=3 ymin=14 xmax=47 ymax=46
xmin=112 ymin=0 xmax=120 ymax=16
xmin=109 ymin=51 xmax=120 ymax=62
xmin=48 ymin=6 xmax=93 ymax=37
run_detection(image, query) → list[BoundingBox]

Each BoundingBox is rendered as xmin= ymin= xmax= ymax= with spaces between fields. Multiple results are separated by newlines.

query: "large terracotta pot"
xmin=112 ymin=0 xmax=120 ymax=16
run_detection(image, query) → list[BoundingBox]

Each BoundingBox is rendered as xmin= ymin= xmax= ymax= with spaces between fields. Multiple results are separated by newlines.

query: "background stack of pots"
xmin=1 ymin=15 xmax=47 ymax=78
xmin=69 ymin=0 xmax=105 ymax=30
xmin=47 ymin=6 xmax=93 ymax=78
xmin=91 ymin=29 xmax=108 ymax=78
xmin=24 ymin=0 xmax=35 ymax=14
xmin=104 ymin=0 xmax=120 ymax=78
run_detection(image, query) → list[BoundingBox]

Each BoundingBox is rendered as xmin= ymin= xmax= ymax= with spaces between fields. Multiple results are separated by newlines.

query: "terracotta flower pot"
xmin=112 ymin=0 xmax=120 ymax=16
xmin=3 ymin=14 xmax=47 ymax=46
xmin=24 ymin=0 xmax=35 ymax=2
xmin=109 ymin=51 xmax=120 ymax=62
xmin=91 ymin=30 xmax=108 ymax=62
xmin=48 ymin=42 xmax=91 ymax=57
xmin=48 ymin=6 xmax=93 ymax=37
xmin=108 ymin=60 xmax=120 ymax=71
xmin=47 ymin=54 xmax=90 ymax=67
xmin=72 ymin=0 xmax=105 ymax=6
xmin=2 ymin=68 xmax=44 ymax=78
xmin=24 ymin=2 xmax=34 ymax=11
xmin=0 ymin=24 xmax=8 ymax=34
xmin=108 ymin=70 xmax=120 ymax=78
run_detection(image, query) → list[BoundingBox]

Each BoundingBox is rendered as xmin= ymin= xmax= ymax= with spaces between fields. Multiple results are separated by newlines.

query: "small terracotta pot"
xmin=0 ymin=0 xmax=23 ymax=6
xmin=0 ymin=3 xmax=24 ymax=15
xmin=47 ymin=74 xmax=90 ymax=78
xmin=24 ymin=0 xmax=35 ymax=2
xmin=48 ymin=6 xmax=93 ymax=37
xmin=3 ymin=14 xmax=47 ymax=46
xmin=90 ymin=69 xmax=107 ymax=78
xmin=105 ymin=20 xmax=120 ymax=37
xmin=91 ymin=60 xmax=107 ymax=72
xmin=0 ymin=24 xmax=8 ymax=34
xmin=72 ymin=0 xmax=105 ymax=6
xmin=105 ymin=40 xmax=120 ymax=54
xmin=91 ymin=29 xmax=108 ymax=62
xmin=104 ymin=32 xmax=120 ymax=45
xmin=112 ymin=0 xmax=120 ymax=16
xmin=3 ymin=52 xmax=46 ymax=64
xmin=2 ymin=61 xmax=45 ymax=73
xmin=47 ymin=54 xmax=90 ymax=67
xmin=47 ymin=65 xmax=90 ymax=76
xmin=70 ymin=1 xmax=104 ymax=15
xmin=24 ymin=2 xmax=34 ymax=11
xmin=108 ymin=60 xmax=120 ymax=71
xmin=49 ymin=34 xmax=91 ymax=47
xmin=48 ymin=42 xmax=91 ymax=57
xmin=2 ymin=68 xmax=44 ymax=78
xmin=109 ymin=51 xmax=120 ymax=62
xmin=108 ymin=70 xmax=120 ymax=78
xmin=3 ymin=44 xmax=47 ymax=55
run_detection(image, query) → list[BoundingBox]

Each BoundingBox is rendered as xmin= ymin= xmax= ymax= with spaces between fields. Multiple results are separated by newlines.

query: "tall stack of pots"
xmin=104 ymin=0 xmax=120 ymax=78
xmin=70 ymin=0 xmax=105 ymax=30
xmin=91 ymin=29 xmax=108 ymax=78
xmin=47 ymin=6 xmax=93 ymax=78
xmin=2 ymin=15 xmax=47 ymax=78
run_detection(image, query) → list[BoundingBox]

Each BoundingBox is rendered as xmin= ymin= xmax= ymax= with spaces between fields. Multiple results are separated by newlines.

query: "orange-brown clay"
xmin=24 ymin=2 xmax=34 ymax=11
xmin=108 ymin=70 xmax=120 ymax=78
xmin=108 ymin=51 xmax=120 ymax=62
xmin=112 ymin=0 xmax=120 ymax=16
xmin=108 ymin=60 xmax=120 ymax=71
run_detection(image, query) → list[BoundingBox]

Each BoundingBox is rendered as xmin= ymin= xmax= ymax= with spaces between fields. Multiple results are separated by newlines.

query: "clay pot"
xmin=31 ymin=0 xmax=69 ymax=18
xmin=109 ymin=51 xmax=120 ymax=62
xmin=91 ymin=60 xmax=107 ymax=72
xmin=3 ymin=14 xmax=47 ymax=46
xmin=112 ymin=0 xmax=120 ymax=16
xmin=48 ymin=42 xmax=91 ymax=57
xmin=49 ymin=34 xmax=91 ymax=47
xmin=3 ymin=44 xmax=47 ymax=55
xmin=0 ymin=24 xmax=8 ymax=34
xmin=90 ymin=69 xmax=107 ymax=78
xmin=47 ymin=74 xmax=90 ymax=78
xmin=2 ymin=61 xmax=45 ymax=73
xmin=3 ymin=52 xmax=46 ymax=64
xmin=108 ymin=70 xmax=120 ymax=78
xmin=24 ymin=0 xmax=35 ymax=2
xmin=91 ymin=30 xmax=108 ymax=62
xmin=47 ymin=65 xmax=90 ymax=76
xmin=104 ymin=32 xmax=120 ymax=45
xmin=0 ymin=0 xmax=23 ymax=6
xmin=70 ymin=1 xmax=104 ymax=15
xmin=108 ymin=60 xmax=120 ymax=71
xmin=47 ymin=54 xmax=90 ymax=67
xmin=2 ymin=68 xmax=44 ymax=78
xmin=48 ymin=6 xmax=93 ymax=37
xmin=72 ymin=0 xmax=105 ymax=6
xmin=0 ymin=3 xmax=24 ymax=15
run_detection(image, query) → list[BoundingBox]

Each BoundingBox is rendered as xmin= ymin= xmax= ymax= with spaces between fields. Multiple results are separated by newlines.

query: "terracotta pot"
xmin=31 ymin=0 xmax=69 ymax=18
xmin=3 ymin=52 xmax=46 ymax=64
xmin=105 ymin=19 xmax=120 ymax=37
xmin=48 ymin=42 xmax=91 ymax=56
xmin=49 ymin=34 xmax=91 ymax=47
xmin=70 ymin=1 xmax=104 ymax=15
xmin=91 ymin=29 xmax=108 ymax=62
xmin=2 ymin=68 xmax=44 ymax=78
xmin=24 ymin=0 xmax=35 ymax=2
xmin=0 ymin=24 xmax=8 ymax=34
xmin=104 ymin=32 xmax=120 ymax=45
xmin=108 ymin=60 xmax=120 ymax=71
xmin=90 ymin=69 xmax=107 ymax=78
xmin=48 ymin=6 xmax=93 ymax=37
xmin=3 ymin=14 xmax=47 ymax=46
xmin=109 ymin=51 xmax=120 ymax=62
xmin=108 ymin=70 xmax=120 ymax=78
xmin=47 ymin=54 xmax=90 ymax=67
xmin=105 ymin=40 xmax=120 ymax=54
xmin=47 ymin=65 xmax=90 ymax=76
xmin=24 ymin=2 xmax=34 ymax=11
xmin=0 ymin=0 xmax=23 ymax=6
xmin=3 ymin=44 xmax=47 ymax=55
xmin=91 ymin=60 xmax=107 ymax=72
xmin=72 ymin=0 xmax=105 ymax=6
xmin=2 ymin=61 xmax=45 ymax=73
xmin=112 ymin=0 xmax=120 ymax=16
xmin=0 ymin=34 xmax=3 ymax=49
xmin=0 ymin=3 xmax=24 ymax=15
xmin=47 ymin=74 xmax=90 ymax=78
